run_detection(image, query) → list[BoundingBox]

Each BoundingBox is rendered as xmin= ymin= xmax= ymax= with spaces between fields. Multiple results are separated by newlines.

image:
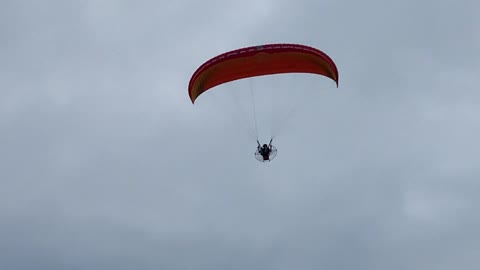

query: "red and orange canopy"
xmin=188 ymin=43 xmax=339 ymax=104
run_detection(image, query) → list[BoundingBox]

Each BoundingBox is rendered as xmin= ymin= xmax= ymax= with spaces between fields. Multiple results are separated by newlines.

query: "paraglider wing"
xmin=188 ymin=43 xmax=339 ymax=104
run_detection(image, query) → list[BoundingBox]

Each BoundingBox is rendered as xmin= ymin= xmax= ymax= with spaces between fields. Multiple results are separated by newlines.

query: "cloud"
xmin=1 ymin=0 xmax=479 ymax=269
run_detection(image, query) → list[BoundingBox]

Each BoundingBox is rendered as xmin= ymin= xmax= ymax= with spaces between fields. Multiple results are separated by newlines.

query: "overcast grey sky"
xmin=1 ymin=0 xmax=479 ymax=269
